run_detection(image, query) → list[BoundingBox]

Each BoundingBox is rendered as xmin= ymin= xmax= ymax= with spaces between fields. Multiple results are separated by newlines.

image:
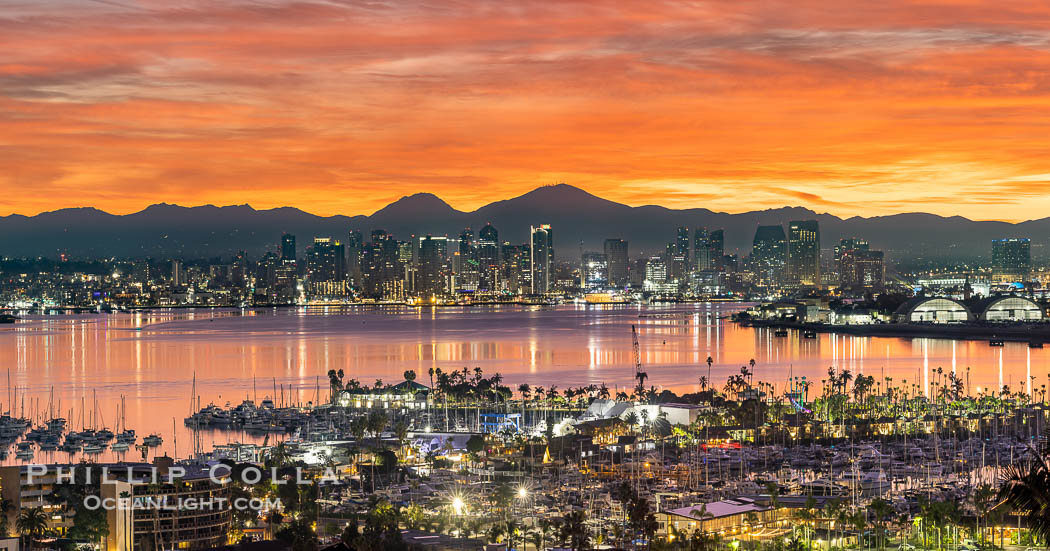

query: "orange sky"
xmin=4 ymin=0 xmax=1050 ymax=220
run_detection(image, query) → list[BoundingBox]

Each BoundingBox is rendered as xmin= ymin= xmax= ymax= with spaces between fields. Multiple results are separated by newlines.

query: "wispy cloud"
xmin=4 ymin=0 xmax=1050 ymax=219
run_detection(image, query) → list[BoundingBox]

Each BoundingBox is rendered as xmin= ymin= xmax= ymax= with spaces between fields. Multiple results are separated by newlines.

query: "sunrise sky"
xmin=4 ymin=0 xmax=1050 ymax=220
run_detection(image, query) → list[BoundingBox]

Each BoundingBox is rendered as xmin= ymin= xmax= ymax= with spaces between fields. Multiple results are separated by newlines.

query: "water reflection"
xmin=0 ymin=303 xmax=1046 ymax=460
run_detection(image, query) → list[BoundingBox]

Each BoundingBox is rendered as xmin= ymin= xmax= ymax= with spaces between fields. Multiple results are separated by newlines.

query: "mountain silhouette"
xmin=0 ymin=184 xmax=1042 ymax=262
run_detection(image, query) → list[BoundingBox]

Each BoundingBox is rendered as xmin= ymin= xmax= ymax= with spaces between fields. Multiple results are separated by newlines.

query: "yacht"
xmin=801 ymin=478 xmax=846 ymax=495
xmin=841 ymin=470 xmax=891 ymax=494
xmin=142 ymin=434 xmax=163 ymax=447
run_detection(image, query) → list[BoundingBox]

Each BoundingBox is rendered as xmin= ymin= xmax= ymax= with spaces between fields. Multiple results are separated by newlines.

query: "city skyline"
xmin=7 ymin=1 xmax=1050 ymax=220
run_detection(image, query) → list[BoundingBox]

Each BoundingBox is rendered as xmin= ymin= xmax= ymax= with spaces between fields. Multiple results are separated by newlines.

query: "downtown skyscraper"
xmin=787 ymin=220 xmax=820 ymax=286
xmin=530 ymin=224 xmax=554 ymax=294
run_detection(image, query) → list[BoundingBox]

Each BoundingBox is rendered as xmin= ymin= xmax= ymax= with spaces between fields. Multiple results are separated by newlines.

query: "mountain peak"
xmin=486 ymin=183 xmax=629 ymax=212
xmin=371 ymin=193 xmax=458 ymax=217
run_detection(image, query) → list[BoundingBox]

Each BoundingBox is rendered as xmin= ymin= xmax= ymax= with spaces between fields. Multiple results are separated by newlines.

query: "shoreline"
xmin=739 ymin=317 xmax=1050 ymax=343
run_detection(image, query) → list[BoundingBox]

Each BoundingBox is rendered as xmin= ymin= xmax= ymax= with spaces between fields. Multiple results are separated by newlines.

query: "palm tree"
xmin=0 ymin=498 xmax=10 ymax=537
xmin=17 ymin=508 xmax=48 ymax=551
xmin=393 ymin=420 xmax=409 ymax=460
xmin=558 ymin=510 xmax=590 ymax=551
xmin=706 ymin=356 xmax=713 ymax=390
xmin=634 ymin=371 xmax=648 ymax=398
xmin=971 ymin=484 xmax=996 ymax=545
xmin=999 ymin=453 xmax=1050 ymax=543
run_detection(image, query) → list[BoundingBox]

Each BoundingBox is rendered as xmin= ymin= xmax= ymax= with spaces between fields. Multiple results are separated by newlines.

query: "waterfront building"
xmin=581 ymin=252 xmax=608 ymax=289
xmin=992 ymin=238 xmax=1031 ymax=283
xmin=305 ymin=237 xmax=346 ymax=298
xmin=787 ymin=220 xmax=820 ymax=286
xmin=971 ymin=295 xmax=1045 ymax=322
xmin=418 ymin=235 xmax=450 ymax=297
xmin=644 ymin=256 xmax=676 ymax=293
xmin=529 ymin=225 xmax=554 ymax=294
xmin=894 ymin=296 xmax=972 ymax=323
xmin=333 ymin=379 xmax=430 ymax=410
xmin=656 ymin=497 xmax=777 ymax=540
xmin=751 ymin=225 xmax=787 ymax=288
xmin=603 ymin=239 xmax=629 ymax=288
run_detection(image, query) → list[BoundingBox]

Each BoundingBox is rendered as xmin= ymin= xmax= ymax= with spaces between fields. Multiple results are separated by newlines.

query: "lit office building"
xmin=418 ymin=235 xmax=450 ymax=297
xmin=992 ymin=238 xmax=1031 ymax=283
xmin=581 ymin=252 xmax=609 ymax=289
xmin=787 ymin=220 xmax=820 ymax=286
xmin=305 ymin=237 xmax=346 ymax=297
xmin=530 ymin=225 xmax=554 ymax=294
xmin=477 ymin=224 xmax=501 ymax=292
xmin=604 ymin=239 xmax=629 ymax=288
xmin=751 ymin=225 xmax=787 ymax=288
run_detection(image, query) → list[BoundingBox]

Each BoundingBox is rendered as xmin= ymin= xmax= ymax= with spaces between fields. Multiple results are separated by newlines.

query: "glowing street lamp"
xmin=451 ymin=496 xmax=465 ymax=515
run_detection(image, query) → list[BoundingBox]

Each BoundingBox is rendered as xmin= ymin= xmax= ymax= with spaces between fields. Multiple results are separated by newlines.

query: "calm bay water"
xmin=0 ymin=302 xmax=1046 ymax=461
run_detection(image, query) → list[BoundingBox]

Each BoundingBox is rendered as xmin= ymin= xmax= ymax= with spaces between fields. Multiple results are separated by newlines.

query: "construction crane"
xmin=632 ymin=324 xmax=647 ymax=396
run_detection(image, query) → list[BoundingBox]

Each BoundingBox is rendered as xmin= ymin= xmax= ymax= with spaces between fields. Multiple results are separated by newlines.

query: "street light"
xmin=451 ymin=496 xmax=465 ymax=515
xmin=517 ymin=487 xmax=529 ymax=499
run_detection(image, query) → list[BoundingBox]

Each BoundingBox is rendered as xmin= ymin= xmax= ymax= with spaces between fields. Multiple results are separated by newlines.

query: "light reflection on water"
xmin=0 ymin=302 xmax=1045 ymax=460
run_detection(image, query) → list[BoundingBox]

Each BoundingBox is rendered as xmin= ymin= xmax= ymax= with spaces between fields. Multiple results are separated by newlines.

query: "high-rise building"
xmin=455 ymin=228 xmax=478 ymax=292
xmin=694 ymin=228 xmax=710 ymax=271
xmin=834 ymin=237 xmax=868 ymax=264
xmin=666 ymin=242 xmax=688 ymax=284
xmin=255 ymin=251 xmax=280 ymax=291
xmin=501 ymin=243 xmax=528 ymax=294
xmin=280 ymin=233 xmax=296 ymax=263
xmin=643 ymin=256 xmax=671 ymax=292
xmin=170 ymin=260 xmax=184 ymax=287
xmin=530 ymin=225 xmax=554 ymax=294
xmin=693 ymin=228 xmax=724 ymax=271
xmin=708 ymin=230 xmax=724 ymax=270
xmin=361 ymin=231 xmax=403 ymax=299
xmin=839 ymin=248 xmax=885 ymax=290
xmin=477 ymin=224 xmax=500 ymax=292
xmin=418 ymin=235 xmax=450 ymax=297
xmin=305 ymin=237 xmax=346 ymax=297
xmin=604 ymin=239 xmax=629 ymax=288
xmin=787 ymin=220 xmax=820 ymax=286
xmin=346 ymin=230 xmax=363 ymax=288
xmin=992 ymin=238 xmax=1031 ymax=283
xmin=581 ymin=252 xmax=608 ymax=289
xmin=675 ymin=227 xmax=690 ymax=268
xmin=751 ymin=225 xmax=787 ymax=288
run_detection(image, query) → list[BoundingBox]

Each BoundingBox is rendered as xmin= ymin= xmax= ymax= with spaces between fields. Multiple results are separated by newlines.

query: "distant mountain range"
xmin=0 ymin=184 xmax=1041 ymax=262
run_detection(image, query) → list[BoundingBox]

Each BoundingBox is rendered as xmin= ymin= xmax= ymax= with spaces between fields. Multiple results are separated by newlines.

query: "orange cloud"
xmin=4 ymin=0 xmax=1050 ymax=220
